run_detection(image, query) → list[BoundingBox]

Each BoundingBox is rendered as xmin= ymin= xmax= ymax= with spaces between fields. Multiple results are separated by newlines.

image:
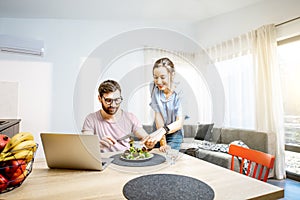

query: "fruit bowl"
xmin=0 ymin=144 xmax=38 ymax=194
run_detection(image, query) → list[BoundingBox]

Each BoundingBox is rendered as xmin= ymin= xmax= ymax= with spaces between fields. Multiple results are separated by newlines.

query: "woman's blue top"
xmin=149 ymin=82 xmax=184 ymax=149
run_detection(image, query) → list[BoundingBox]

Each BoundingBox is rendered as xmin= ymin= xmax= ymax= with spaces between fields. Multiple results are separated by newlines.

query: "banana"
xmin=11 ymin=140 xmax=37 ymax=153
xmin=0 ymin=140 xmax=37 ymax=158
xmin=2 ymin=149 xmax=33 ymax=162
xmin=1 ymin=132 xmax=34 ymax=153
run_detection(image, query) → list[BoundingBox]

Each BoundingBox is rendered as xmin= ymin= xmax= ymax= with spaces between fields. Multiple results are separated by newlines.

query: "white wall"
xmin=194 ymin=0 xmax=300 ymax=48
xmin=0 ymin=81 xmax=18 ymax=117
xmin=0 ymin=59 xmax=52 ymax=158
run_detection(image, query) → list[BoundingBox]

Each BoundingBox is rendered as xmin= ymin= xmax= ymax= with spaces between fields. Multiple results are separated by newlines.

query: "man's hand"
xmin=99 ymin=136 xmax=116 ymax=149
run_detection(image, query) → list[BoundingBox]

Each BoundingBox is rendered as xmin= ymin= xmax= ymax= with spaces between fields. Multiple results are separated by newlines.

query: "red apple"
xmin=3 ymin=159 xmax=27 ymax=180
xmin=0 ymin=174 xmax=8 ymax=192
xmin=8 ymin=172 xmax=26 ymax=187
xmin=0 ymin=134 xmax=10 ymax=152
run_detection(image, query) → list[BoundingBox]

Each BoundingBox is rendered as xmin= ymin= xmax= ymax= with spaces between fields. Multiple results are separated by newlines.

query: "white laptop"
xmin=40 ymin=133 xmax=113 ymax=171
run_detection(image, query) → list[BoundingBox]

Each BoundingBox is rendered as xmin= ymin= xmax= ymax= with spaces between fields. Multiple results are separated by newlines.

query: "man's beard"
xmin=102 ymin=104 xmax=119 ymax=115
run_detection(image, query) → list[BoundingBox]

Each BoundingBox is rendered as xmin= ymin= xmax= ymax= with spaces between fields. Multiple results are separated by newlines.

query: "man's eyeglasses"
xmin=102 ymin=96 xmax=123 ymax=105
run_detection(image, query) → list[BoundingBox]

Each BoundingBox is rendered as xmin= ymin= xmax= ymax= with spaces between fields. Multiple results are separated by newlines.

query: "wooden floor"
xmin=268 ymin=178 xmax=300 ymax=200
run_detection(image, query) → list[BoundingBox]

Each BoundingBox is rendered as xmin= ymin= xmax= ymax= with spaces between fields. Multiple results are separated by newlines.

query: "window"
xmin=278 ymin=36 xmax=300 ymax=149
xmin=278 ymin=35 xmax=300 ymax=177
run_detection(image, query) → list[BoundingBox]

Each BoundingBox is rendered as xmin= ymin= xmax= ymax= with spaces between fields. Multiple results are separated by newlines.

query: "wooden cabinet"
xmin=0 ymin=119 xmax=21 ymax=137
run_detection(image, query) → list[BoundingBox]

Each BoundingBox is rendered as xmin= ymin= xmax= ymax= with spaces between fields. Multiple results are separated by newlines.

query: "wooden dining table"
xmin=1 ymin=149 xmax=284 ymax=200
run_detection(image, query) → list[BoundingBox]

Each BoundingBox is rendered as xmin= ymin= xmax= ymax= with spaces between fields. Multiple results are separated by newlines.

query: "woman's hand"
xmin=159 ymin=144 xmax=170 ymax=152
xmin=159 ymin=135 xmax=168 ymax=152
xmin=142 ymin=135 xmax=155 ymax=149
xmin=142 ymin=127 xmax=165 ymax=149
xmin=146 ymin=128 xmax=166 ymax=144
xmin=142 ymin=127 xmax=170 ymax=150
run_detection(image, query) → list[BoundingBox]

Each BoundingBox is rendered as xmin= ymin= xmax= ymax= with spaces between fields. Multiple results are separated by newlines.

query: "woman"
xmin=148 ymin=57 xmax=184 ymax=152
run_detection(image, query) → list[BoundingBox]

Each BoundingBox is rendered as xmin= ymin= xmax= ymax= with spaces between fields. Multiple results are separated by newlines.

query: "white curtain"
xmin=252 ymin=24 xmax=286 ymax=179
xmin=207 ymin=32 xmax=255 ymax=130
xmin=215 ymin=55 xmax=255 ymax=129
xmin=207 ymin=25 xmax=286 ymax=179
xmin=207 ymin=32 xmax=252 ymax=63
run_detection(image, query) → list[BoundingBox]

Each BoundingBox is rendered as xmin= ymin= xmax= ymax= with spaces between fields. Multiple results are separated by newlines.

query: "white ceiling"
xmin=0 ymin=0 xmax=266 ymax=21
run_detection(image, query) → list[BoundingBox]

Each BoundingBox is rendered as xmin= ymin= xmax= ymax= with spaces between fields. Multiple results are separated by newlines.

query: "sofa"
xmin=143 ymin=124 xmax=273 ymax=174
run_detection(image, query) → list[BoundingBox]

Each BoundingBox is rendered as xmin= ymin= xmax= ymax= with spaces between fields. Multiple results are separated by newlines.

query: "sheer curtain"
xmin=207 ymin=32 xmax=255 ymax=130
xmin=252 ymin=25 xmax=286 ymax=179
xmin=207 ymin=25 xmax=285 ymax=179
xmin=215 ymin=55 xmax=255 ymax=129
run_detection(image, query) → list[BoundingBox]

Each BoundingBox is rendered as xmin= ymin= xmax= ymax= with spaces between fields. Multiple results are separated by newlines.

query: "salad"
xmin=121 ymin=138 xmax=152 ymax=160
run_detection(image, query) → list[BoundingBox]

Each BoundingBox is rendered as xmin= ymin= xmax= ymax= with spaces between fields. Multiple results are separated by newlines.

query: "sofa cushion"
xmin=183 ymin=125 xmax=198 ymax=138
xmin=181 ymin=140 xmax=229 ymax=153
xmin=210 ymin=143 xmax=229 ymax=153
xmin=220 ymin=128 xmax=268 ymax=153
xmin=181 ymin=138 xmax=206 ymax=149
xmin=210 ymin=128 xmax=222 ymax=143
xmin=195 ymin=149 xmax=240 ymax=171
xmin=194 ymin=123 xmax=214 ymax=141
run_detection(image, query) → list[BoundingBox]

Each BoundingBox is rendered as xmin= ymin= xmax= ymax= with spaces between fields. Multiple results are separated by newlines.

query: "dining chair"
xmin=228 ymin=144 xmax=275 ymax=182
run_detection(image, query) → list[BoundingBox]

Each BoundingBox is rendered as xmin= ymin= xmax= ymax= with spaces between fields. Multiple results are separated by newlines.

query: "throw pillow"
xmin=194 ymin=123 xmax=214 ymax=141
xmin=229 ymin=140 xmax=250 ymax=174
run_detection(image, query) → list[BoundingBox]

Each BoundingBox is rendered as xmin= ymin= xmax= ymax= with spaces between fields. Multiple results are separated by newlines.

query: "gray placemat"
xmin=110 ymin=153 xmax=166 ymax=167
xmin=123 ymin=174 xmax=215 ymax=200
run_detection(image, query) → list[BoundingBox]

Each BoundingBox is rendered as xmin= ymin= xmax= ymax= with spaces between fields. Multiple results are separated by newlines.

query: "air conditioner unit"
xmin=0 ymin=34 xmax=44 ymax=56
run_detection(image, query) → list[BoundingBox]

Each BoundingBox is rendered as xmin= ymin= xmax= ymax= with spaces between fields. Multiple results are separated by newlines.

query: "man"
xmin=82 ymin=80 xmax=156 ymax=152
